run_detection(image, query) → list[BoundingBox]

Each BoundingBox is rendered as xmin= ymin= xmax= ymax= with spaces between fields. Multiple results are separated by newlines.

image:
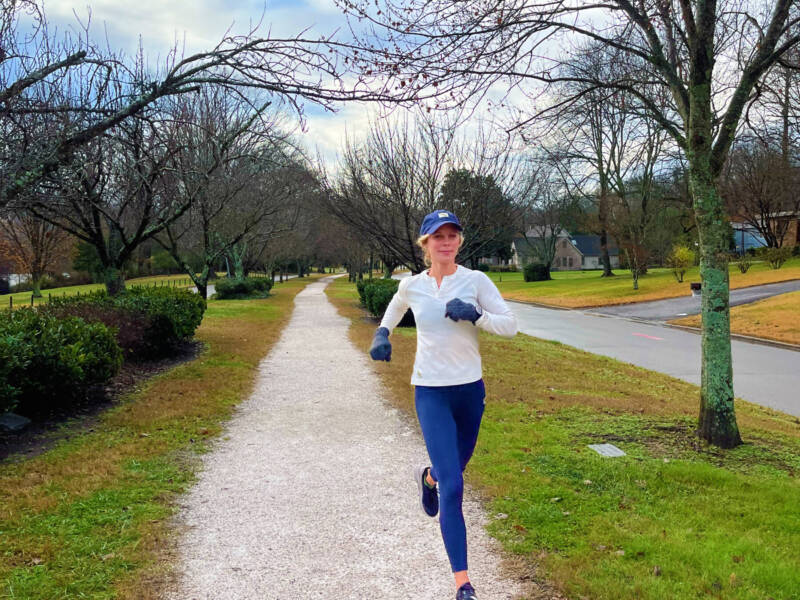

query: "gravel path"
xmin=166 ymin=278 xmax=526 ymax=600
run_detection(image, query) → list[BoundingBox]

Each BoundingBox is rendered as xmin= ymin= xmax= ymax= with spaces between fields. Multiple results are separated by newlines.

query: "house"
xmin=731 ymin=221 xmax=767 ymax=254
xmin=511 ymin=229 xmax=620 ymax=270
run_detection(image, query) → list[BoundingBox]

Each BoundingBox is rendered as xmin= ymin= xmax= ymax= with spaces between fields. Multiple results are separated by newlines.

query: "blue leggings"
xmin=414 ymin=379 xmax=486 ymax=573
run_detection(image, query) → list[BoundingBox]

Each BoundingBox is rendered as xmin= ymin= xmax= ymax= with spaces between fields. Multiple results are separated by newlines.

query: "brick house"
xmin=512 ymin=229 xmax=620 ymax=270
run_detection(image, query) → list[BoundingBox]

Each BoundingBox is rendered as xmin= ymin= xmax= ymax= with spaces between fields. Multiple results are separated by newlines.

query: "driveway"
xmin=587 ymin=279 xmax=800 ymax=321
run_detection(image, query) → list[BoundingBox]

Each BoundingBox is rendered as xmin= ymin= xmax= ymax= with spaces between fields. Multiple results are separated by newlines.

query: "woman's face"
xmin=427 ymin=224 xmax=461 ymax=265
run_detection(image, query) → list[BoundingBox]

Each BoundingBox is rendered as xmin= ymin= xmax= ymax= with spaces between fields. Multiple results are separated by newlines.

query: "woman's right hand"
xmin=369 ymin=327 xmax=392 ymax=362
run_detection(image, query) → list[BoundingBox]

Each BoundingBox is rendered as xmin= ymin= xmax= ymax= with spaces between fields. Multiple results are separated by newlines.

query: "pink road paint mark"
xmin=633 ymin=333 xmax=664 ymax=340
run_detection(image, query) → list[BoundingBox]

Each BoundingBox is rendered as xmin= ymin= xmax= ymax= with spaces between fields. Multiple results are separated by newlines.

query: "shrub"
xmin=215 ymin=277 xmax=273 ymax=299
xmin=792 ymin=244 xmax=800 ymax=257
xmin=736 ymin=255 xmax=753 ymax=273
xmin=475 ymin=263 xmax=490 ymax=272
xmin=488 ymin=265 xmax=517 ymax=272
xmin=356 ymin=278 xmax=369 ymax=306
xmin=667 ymin=245 xmax=695 ymax=282
xmin=0 ymin=308 xmax=122 ymax=415
xmin=46 ymin=286 xmax=206 ymax=358
xmin=523 ymin=262 xmax=551 ymax=282
xmin=362 ymin=279 xmax=399 ymax=317
xmin=755 ymin=246 xmax=793 ymax=269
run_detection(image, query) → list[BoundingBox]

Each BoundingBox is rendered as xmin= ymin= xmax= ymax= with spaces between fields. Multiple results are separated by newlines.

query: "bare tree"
xmin=0 ymin=211 xmax=72 ymax=296
xmin=721 ymin=138 xmax=800 ymax=248
xmin=0 ymin=0 xmax=412 ymax=209
xmin=325 ymin=111 xmax=527 ymax=273
xmin=514 ymin=156 xmax=579 ymax=278
xmin=338 ymin=0 xmax=800 ymax=447
xmin=27 ymin=97 xmax=215 ymax=294
xmin=153 ymin=90 xmax=306 ymax=298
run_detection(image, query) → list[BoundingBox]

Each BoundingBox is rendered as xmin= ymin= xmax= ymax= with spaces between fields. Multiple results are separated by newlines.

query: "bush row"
xmin=1 ymin=286 xmax=206 ymax=416
xmin=0 ymin=309 xmax=122 ymax=415
xmin=214 ymin=277 xmax=273 ymax=299
xmin=45 ymin=286 xmax=206 ymax=360
xmin=474 ymin=264 xmax=518 ymax=272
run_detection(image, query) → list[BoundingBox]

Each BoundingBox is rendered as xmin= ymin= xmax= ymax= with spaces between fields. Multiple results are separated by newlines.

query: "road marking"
xmin=633 ymin=333 xmax=664 ymax=340
xmin=676 ymin=313 xmax=688 ymax=316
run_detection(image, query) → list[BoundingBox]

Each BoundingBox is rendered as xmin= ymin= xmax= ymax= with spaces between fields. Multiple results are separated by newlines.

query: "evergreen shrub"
xmin=46 ymin=287 xmax=206 ymax=358
xmin=523 ymin=263 xmax=551 ymax=282
xmin=0 ymin=308 xmax=121 ymax=415
xmin=214 ymin=277 xmax=273 ymax=300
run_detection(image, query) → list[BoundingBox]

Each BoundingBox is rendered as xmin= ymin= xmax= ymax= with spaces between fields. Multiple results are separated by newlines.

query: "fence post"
xmin=9 ymin=296 xmax=12 ymax=310
xmin=30 ymin=295 xmax=34 ymax=307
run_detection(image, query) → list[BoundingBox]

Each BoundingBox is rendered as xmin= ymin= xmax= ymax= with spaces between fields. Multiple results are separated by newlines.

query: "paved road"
xmin=587 ymin=279 xmax=800 ymax=321
xmin=510 ymin=301 xmax=800 ymax=417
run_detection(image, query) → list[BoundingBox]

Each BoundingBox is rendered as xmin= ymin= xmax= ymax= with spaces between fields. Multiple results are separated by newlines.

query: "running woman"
xmin=368 ymin=210 xmax=517 ymax=600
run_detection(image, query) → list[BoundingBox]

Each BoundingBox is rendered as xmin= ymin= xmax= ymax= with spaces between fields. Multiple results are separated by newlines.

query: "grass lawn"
xmin=326 ymin=277 xmax=800 ymax=600
xmin=489 ymin=257 xmax=800 ymax=308
xmin=670 ymin=290 xmax=800 ymax=346
xmin=0 ymin=275 xmax=319 ymax=599
xmin=0 ymin=274 xmax=198 ymax=310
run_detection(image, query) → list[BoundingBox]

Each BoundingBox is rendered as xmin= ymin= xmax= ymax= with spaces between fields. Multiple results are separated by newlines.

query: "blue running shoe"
xmin=456 ymin=582 xmax=477 ymax=600
xmin=414 ymin=465 xmax=439 ymax=517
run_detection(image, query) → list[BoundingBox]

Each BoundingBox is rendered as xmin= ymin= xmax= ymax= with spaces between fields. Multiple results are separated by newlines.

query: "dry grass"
xmin=491 ymin=259 xmax=800 ymax=308
xmin=0 ymin=276 xmax=319 ymax=599
xmin=670 ymin=290 xmax=800 ymax=346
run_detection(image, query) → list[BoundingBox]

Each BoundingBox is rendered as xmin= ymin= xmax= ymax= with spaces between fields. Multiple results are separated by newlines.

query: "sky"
xmin=43 ymin=0 xmax=407 ymax=168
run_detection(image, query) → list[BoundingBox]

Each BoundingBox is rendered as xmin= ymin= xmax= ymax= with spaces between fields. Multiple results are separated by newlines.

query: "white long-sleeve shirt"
xmin=379 ymin=265 xmax=517 ymax=387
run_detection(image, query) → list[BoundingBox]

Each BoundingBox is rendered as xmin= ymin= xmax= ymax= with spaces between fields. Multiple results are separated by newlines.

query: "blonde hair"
xmin=416 ymin=230 xmax=465 ymax=267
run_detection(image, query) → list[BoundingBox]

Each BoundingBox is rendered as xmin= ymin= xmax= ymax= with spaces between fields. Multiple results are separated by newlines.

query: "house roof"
xmin=570 ymin=235 xmax=620 ymax=257
xmin=514 ymin=234 xmax=619 ymax=256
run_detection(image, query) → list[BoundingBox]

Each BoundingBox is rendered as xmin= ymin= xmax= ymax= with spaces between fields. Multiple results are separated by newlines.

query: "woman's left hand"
xmin=444 ymin=298 xmax=481 ymax=324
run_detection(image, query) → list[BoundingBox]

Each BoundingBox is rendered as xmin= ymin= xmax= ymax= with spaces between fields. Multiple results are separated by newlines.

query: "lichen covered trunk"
xmin=688 ymin=162 xmax=742 ymax=448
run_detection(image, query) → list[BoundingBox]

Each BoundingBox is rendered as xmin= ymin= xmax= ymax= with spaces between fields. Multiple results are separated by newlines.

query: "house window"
xmin=568 ymin=257 xmax=573 ymax=267
xmin=562 ymin=239 xmax=568 ymax=248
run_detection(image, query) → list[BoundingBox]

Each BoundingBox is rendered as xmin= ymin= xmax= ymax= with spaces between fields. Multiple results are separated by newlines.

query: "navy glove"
xmin=369 ymin=327 xmax=392 ymax=361
xmin=445 ymin=298 xmax=481 ymax=324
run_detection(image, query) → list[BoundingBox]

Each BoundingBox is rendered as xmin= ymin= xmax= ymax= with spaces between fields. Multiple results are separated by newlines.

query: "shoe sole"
xmin=414 ymin=465 xmax=436 ymax=517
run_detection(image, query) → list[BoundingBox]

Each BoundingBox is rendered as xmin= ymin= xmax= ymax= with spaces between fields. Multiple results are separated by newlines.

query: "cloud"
xmin=45 ymin=0 xmax=348 ymax=56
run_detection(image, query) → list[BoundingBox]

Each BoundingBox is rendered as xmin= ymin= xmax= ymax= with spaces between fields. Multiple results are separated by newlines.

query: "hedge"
xmin=214 ymin=277 xmax=273 ymax=299
xmin=356 ymin=278 xmax=415 ymax=326
xmin=44 ymin=286 xmax=206 ymax=359
xmin=0 ymin=308 xmax=122 ymax=415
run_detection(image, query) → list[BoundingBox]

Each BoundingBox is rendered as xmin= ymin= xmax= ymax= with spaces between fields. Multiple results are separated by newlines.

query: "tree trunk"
xmin=598 ymin=191 xmax=614 ymax=277
xmin=689 ymin=165 xmax=742 ymax=448
xmin=31 ymin=272 xmax=44 ymax=298
xmin=103 ymin=266 xmax=126 ymax=296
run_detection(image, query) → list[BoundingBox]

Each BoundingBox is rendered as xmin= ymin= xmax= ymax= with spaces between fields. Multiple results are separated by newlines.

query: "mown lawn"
xmin=0 ymin=275 xmax=318 ymax=600
xmin=326 ymin=277 xmax=800 ymax=600
xmin=0 ymin=274 xmax=198 ymax=310
xmin=489 ymin=257 xmax=800 ymax=308
xmin=670 ymin=290 xmax=800 ymax=346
